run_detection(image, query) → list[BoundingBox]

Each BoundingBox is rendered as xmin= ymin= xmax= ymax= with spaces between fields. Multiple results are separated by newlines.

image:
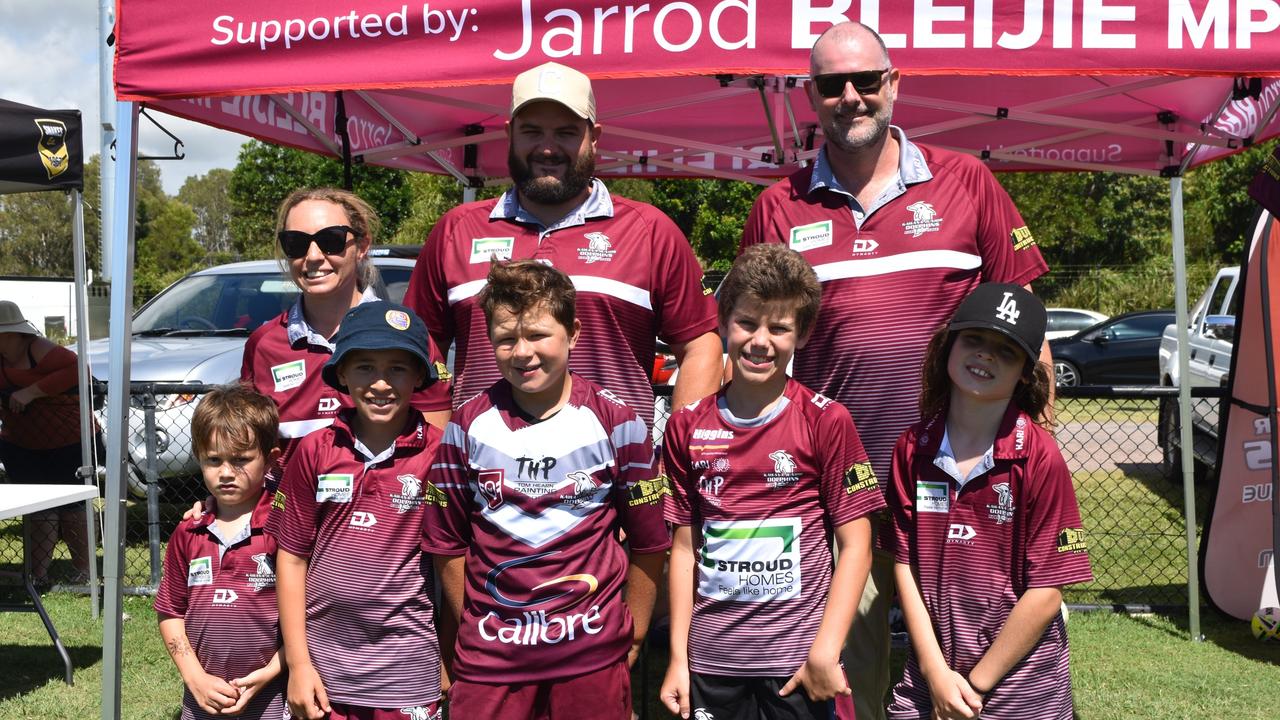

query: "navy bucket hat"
xmin=321 ymin=301 xmax=439 ymax=392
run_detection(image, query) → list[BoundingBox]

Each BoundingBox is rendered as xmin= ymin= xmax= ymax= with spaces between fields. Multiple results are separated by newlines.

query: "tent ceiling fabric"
xmin=114 ymin=1 xmax=1280 ymax=181
xmin=0 ymin=98 xmax=84 ymax=194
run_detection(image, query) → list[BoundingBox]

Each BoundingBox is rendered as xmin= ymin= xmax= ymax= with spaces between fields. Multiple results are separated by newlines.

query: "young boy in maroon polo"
xmin=887 ymin=284 xmax=1092 ymax=720
xmin=423 ymin=260 xmax=669 ymax=720
xmin=271 ymin=301 xmax=443 ymax=720
xmin=155 ymin=384 xmax=286 ymax=719
xmin=660 ymin=244 xmax=885 ymax=720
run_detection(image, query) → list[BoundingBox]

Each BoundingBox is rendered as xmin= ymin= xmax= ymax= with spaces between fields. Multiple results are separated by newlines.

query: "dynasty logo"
xmin=34 ymin=118 xmax=69 ymax=180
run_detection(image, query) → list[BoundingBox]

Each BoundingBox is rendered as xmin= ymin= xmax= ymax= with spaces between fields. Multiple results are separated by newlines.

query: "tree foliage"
xmin=228 ymin=141 xmax=413 ymax=257
xmin=178 ymin=168 xmax=234 ymax=258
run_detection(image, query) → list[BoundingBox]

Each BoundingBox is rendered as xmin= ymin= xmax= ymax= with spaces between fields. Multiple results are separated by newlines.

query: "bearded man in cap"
xmin=406 ymin=61 xmax=722 ymax=430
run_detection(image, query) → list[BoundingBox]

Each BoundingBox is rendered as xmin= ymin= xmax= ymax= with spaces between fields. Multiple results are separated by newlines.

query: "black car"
xmin=1049 ymin=309 xmax=1175 ymax=387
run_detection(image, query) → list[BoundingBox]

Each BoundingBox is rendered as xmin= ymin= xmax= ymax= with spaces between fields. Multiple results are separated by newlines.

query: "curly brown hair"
xmin=718 ymin=244 xmax=822 ymax=339
xmin=478 ymin=259 xmax=577 ymax=333
xmin=918 ymin=325 xmax=1053 ymax=427
xmin=273 ymin=187 xmax=380 ymax=292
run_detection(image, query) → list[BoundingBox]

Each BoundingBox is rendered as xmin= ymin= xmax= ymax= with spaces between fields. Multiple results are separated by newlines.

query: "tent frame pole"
xmin=102 ymin=100 xmax=139 ymax=720
xmin=70 ymin=189 xmax=100 ymax=618
xmin=1170 ymin=175 xmax=1203 ymax=642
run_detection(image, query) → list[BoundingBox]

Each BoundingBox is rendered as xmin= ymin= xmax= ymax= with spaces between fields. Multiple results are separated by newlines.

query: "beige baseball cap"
xmin=510 ymin=62 xmax=596 ymax=122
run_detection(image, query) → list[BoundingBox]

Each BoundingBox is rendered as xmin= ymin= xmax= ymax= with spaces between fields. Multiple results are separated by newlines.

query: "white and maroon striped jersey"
xmin=887 ymin=406 xmax=1092 ymax=720
xmin=241 ymin=303 xmax=451 ymax=471
xmin=155 ymin=492 xmax=285 ymax=720
xmin=404 ymin=188 xmax=716 ymax=430
xmin=269 ymin=411 xmax=442 ymax=708
xmin=663 ymin=380 xmax=886 ymax=676
xmin=740 ymin=141 xmax=1047 ymax=484
xmin=423 ymin=374 xmax=671 ymax=683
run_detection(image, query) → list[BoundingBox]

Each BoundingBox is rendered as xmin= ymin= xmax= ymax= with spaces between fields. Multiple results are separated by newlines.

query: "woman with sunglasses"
xmin=240 ymin=188 xmax=452 ymax=476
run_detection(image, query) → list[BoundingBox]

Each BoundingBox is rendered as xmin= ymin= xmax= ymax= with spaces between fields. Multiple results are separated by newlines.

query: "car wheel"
xmin=1158 ymin=398 xmax=1181 ymax=480
xmin=1054 ymin=360 xmax=1081 ymax=387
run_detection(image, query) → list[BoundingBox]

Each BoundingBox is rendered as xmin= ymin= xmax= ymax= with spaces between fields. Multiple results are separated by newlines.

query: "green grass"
xmin=1 ymin=594 xmax=1276 ymax=719
xmin=1053 ymin=397 xmax=1159 ymax=425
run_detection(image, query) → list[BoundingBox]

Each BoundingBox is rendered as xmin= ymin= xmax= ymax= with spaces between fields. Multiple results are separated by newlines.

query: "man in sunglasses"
xmin=738 ymin=21 xmax=1050 ymax=720
xmin=405 ymin=61 xmax=722 ymax=433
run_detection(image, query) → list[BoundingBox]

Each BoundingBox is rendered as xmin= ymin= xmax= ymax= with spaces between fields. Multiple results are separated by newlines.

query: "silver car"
xmin=86 ymin=248 xmax=419 ymax=496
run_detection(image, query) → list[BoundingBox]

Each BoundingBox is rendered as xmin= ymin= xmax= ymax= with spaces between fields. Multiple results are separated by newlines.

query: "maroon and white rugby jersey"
xmin=241 ymin=299 xmax=451 ymax=470
xmin=740 ymin=137 xmax=1047 ymax=484
xmin=404 ymin=183 xmax=716 ymax=430
xmin=269 ymin=410 xmax=442 ymax=708
xmin=886 ymin=405 xmax=1092 ymax=720
xmin=422 ymin=374 xmax=670 ymax=683
xmin=663 ymin=379 xmax=886 ymax=676
xmin=154 ymin=492 xmax=285 ymax=720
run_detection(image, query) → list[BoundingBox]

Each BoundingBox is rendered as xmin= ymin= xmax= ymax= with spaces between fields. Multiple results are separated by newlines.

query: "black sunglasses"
xmin=812 ymin=69 xmax=892 ymax=99
xmin=277 ymin=225 xmax=354 ymax=259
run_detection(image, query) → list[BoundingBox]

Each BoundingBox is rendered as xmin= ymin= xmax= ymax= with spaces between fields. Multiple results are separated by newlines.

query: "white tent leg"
xmin=70 ymin=189 xmax=99 ymax=618
xmin=102 ymin=100 xmax=139 ymax=720
xmin=98 ymin=0 xmax=115 ymax=280
xmin=1170 ymin=176 xmax=1203 ymax=641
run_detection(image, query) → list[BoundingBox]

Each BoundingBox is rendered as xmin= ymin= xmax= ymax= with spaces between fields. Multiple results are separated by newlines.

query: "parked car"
xmin=1049 ymin=309 xmax=1175 ymax=387
xmin=86 ymin=248 xmax=419 ymax=496
xmin=1156 ymin=266 xmax=1239 ymax=478
xmin=1045 ymin=308 xmax=1109 ymax=340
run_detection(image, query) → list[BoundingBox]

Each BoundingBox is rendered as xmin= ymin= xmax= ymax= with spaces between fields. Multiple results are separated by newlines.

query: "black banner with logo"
xmin=0 ymin=98 xmax=83 ymax=195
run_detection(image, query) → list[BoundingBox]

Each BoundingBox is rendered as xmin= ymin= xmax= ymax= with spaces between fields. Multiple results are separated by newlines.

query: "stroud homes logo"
xmin=34 ymin=118 xmax=69 ymax=180
xmin=480 ymin=551 xmax=603 ymax=646
xmin=698 ymin=517 xmax=802 ymax=603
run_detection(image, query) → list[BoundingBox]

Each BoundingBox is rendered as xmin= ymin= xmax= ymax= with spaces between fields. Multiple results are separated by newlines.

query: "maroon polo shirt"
xmin=270 ymin=410 xmax=443 ymax=708
xmin=154 ymin=491 xmax=285 ymax=720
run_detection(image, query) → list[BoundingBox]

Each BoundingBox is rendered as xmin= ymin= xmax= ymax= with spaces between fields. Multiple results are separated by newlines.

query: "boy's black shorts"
xmin=690 ymin=672 xmax=850 ymax=720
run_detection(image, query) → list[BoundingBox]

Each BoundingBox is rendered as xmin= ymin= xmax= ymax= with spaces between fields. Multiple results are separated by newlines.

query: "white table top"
xmin=0 ymin=484 xmax=97 ymax=522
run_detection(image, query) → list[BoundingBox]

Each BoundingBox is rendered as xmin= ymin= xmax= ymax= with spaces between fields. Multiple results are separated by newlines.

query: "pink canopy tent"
xmin=99 ymin=1 xmax=1280 ymax=717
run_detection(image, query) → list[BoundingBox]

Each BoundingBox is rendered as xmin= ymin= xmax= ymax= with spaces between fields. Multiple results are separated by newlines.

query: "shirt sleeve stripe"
xmin=812 ymin=250 xmax=982 ymax=282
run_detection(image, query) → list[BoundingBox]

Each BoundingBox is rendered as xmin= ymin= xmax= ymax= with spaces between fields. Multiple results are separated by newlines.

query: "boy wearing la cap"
xmin=887 ymin=284 xmax=1091 ymax=720
xmin=424 ymin=259 xmax=669 ymax=720
xmin=270 ymin=301 xmax=443 ymax=720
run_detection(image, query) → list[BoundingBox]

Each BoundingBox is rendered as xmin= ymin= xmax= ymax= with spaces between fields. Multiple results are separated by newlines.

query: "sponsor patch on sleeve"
xmin=424 ymin=480 xmax=448 ymax=508
xmin=272 ymin=490 xmax=287 ymax=511
xmin=434 ymin=361 xmax=453 ymax=381
xmin=1011 ymin=226 xmax=1037 ymax=251
xmin=628 ymin=476 xmax=671 ymax=507
xmin=1056 ymin=527 xmax=1088 ymax=553
xmin=843 ymin=462 xmax=878 ymax=495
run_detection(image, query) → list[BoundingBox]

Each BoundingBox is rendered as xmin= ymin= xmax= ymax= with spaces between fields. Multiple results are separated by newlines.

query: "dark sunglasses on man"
xmin=812 ymin=68 xmax=892 ymax=99
xmin=278 ymin=225 xmax=355 ymax=259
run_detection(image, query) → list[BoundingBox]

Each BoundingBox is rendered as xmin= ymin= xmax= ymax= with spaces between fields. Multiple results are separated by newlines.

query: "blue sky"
xmin=0 ymin=0 xmax=246 ymax=195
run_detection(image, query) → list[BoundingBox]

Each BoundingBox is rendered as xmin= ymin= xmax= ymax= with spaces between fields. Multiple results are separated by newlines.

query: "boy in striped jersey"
xmin=424 ymin=260 xmax=670 ymax=719
xmin=156 ymin=384 xmax=286 ymax=719
xmin=271 ymin=301 xmax=443 ymax=720
xmin=661 ymin=244 xmax=886 ymax=720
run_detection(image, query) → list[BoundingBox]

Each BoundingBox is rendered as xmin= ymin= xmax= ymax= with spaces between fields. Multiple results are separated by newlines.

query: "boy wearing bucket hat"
xmin=886 ymin=284 xmax=1091 ymax=720
xmin=270 ymin=301 xmax=444 ymax=720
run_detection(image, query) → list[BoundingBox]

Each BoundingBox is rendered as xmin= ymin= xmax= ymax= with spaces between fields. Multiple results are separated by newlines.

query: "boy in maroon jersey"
xmin=660 ymin=244 xmax=885 ymax=720
xmin=155 ymin=384 xmax=286 ymax=719
xmin=271 ymin=301 xmax=443 ymax=720
xmin=424 ymin=259 xmax=669 ymax=720
xmin=887 ymin=284 xmax=1091 ymax=720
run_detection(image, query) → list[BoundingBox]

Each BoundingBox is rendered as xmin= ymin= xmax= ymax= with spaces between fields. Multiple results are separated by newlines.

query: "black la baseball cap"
xmin=322 ymin=301 xmax=439 ymax=392
xmin=947 ymin=283 xmax=1046 ymax=363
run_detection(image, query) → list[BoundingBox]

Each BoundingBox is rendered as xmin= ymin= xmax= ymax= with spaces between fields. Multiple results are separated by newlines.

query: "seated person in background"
xmin=660 ymin=244 xmax=884 ymax=720
xmin=155 ymin=384 xmax=286 ymax=719
xmin=424 ymin=259 xmax=669 ymax=720
xmin=0 ymin=300 xmax=92 ymax=587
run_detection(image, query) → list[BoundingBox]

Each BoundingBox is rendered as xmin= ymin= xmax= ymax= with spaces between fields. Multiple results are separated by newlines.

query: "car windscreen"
xmin=133 ymin=272 xmax=300 ymax=335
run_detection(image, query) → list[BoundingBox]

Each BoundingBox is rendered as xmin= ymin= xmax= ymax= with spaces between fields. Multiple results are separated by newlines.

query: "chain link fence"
xmin=1 ymin=382 xmax=1225 ymax=609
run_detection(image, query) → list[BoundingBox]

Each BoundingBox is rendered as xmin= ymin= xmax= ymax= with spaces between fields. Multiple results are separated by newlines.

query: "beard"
xmin=508 ymin=146 xmax=596 ymax=205
xmin=822 ymin=97 xmax=894 ymax=154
